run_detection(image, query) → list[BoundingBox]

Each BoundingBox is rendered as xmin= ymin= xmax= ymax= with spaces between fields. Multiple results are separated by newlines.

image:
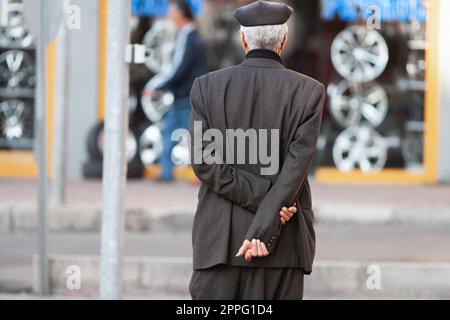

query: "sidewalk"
xmin=1 ymin=178 xmax=450 ymax=207
xmin=1 ymin=179 xmax=450 ymax=232
xmin=1 ymin=179 xmax=450 ymax=299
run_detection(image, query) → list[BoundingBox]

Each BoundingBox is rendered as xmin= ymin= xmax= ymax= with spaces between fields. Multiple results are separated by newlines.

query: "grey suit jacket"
xmin=189 ymin=53 xmax=325 ymax=274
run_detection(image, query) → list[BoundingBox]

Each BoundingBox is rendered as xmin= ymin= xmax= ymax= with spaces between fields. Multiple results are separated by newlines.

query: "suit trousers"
xmin=189 ymin=264 xmax=304 ymax=300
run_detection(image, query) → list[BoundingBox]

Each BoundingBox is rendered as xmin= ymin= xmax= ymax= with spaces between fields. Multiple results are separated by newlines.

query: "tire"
xmin=86 ymin=121 xmax=142 ymax=166
xmin=86 ymin=122 xmax=104 ymax=160
xmin=127 ymin=160 xmax=145 ymax=179
xmin=82 ymin=160 xmax=102 ymax=179
xmin=85 ymin=121 xmax=144 ymax=179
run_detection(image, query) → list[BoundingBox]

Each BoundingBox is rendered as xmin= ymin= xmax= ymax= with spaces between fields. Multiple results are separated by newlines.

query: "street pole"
xmin=51 ymin=0 xmax=69 ymax=207
xmin=36 ymin=0 xmax=49 ymax=296
xmin=99 ymin=0 xmax=130 ymax=300
xmin=0 ymin=0 xmax=8 ymax=27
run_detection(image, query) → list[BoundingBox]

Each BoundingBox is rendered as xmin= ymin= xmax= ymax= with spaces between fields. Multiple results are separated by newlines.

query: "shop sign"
xmin=132 ymin=0 xmax=203 ymax=17
xmin=321 ymin=0 xmax=427 ymax=22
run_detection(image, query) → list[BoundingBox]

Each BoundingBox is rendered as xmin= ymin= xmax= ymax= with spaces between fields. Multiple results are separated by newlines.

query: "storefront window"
xmin=124 ymin=0 xmax=436 ymax=183
xmin=0 ymin=1 xmax=35 ymax=151
xmin=314 ymin=0 xmax=430 ymax=175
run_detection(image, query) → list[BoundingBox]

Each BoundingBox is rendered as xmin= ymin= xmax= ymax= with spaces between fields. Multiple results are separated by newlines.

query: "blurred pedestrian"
xmin=144 ymin=0 xmax=207 ymax=182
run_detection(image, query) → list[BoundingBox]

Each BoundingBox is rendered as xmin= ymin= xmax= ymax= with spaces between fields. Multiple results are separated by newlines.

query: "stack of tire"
xmin=83 ymin=19 xmax=179 ymax=179
xmin=327 ymin=25 xmax=390 ymax=172
xmin=401 ymin=22 xmax=426 ymax=169
xmin=82 ymin=113 xmax=144 ymax=179
xmin=0 ymin=1 xmax=35 ymax=151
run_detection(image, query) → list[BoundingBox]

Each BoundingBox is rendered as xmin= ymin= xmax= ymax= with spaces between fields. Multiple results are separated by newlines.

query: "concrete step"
xmin=0 ymin=204 xmax=196 ymax=233
xmin=2 ymin=225 xmax=450 ymax=298
xmin=0 ymin=280 xmax=32 ymax=295
xmin=37 ymin=255 xmax=450 ymax=299
xmin=2 ymin=203 xmax=450 ymax=233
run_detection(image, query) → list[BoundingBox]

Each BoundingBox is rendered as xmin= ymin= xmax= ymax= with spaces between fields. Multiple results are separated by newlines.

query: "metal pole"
xmin=36 ymin=0 xmax=49 ymax=296
xmin=438 ymin=0 xmax=450 ymax=181
xmin=99 ymin=0 xmax=130 ymax=300
xmin=0 ymin=0 xmax=9 ymax=27
xmin=51 ymin=0 xmax=69 ymax=207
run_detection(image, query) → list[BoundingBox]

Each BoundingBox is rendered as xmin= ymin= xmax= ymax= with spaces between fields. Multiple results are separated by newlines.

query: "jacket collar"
xmin=178 ymin=22 xmax=195 ymax=35
xmin=241 ymin=49 xmax=284 ymax=69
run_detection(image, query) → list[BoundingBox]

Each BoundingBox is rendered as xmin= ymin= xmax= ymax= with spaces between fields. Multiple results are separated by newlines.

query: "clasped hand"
xmin=235 ymin=203 xmax=297 ymax=262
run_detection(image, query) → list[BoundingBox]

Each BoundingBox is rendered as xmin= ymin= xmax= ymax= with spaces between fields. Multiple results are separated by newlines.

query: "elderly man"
xmin=188 ymin=1 xmax=325 ymax=300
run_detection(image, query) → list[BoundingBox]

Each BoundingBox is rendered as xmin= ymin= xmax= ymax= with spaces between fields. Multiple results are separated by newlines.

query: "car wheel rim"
xmin=0 ymin=3 xmax=34 ymax=48
xmin=141 ymin=91 xmax=174 ymax=123
xmin=143 ymin=20 xmax=176 ymax=73
xmin=171 ymin=139 xmax=190 ymax=166
xmin=333 ymin=126 xmax=387 ymax=172
xmin=331 ymin=26 xmax=389 ymax=83
xmin=0 ymin=99 xmax=32 ymax=147
xmin=0 ymin=50 xmax=35 ymax=89
xmin=128 ymin=89 xmax=138 ymax=114
xmin=328 ymin=80 xmax=388 ymax=128
xmin=139 ymin=125 xmax=163 ymax=166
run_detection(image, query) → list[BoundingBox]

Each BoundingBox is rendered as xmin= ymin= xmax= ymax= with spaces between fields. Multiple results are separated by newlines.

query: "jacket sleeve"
xmin=189 ymin=78 xmax=272 ymax=213
xmin=244 ymin=83 xmax=326 ymax=252
xmin=148 ymin=32 xmax=197 ymax=92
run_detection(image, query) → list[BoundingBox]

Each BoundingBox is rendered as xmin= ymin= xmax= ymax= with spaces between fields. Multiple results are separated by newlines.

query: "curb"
xmin=37 ymin=255 xmax=450 ymax=299
xmin=0 ymin=205 xmax=196 ymax=233
xmin=0 ymin=280 xmax=33 ymax=295
xmin=2 ymin=203 xmax=450 ymax=233
xmin=315 ymin=203 xmax=450 ymax=225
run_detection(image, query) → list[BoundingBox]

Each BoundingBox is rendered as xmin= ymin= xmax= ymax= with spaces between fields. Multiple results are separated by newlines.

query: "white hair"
xmin=240 ymin=23 xmax=288 ymax=51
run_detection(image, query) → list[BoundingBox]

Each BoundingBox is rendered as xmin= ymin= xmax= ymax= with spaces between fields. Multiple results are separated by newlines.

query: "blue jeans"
xmin=159 ymin=104 xmax=191 ymax=181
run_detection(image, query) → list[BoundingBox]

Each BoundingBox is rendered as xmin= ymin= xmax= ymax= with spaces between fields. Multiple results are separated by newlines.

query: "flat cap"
xmin=233 ymin=0 xmax=293 ymax=27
